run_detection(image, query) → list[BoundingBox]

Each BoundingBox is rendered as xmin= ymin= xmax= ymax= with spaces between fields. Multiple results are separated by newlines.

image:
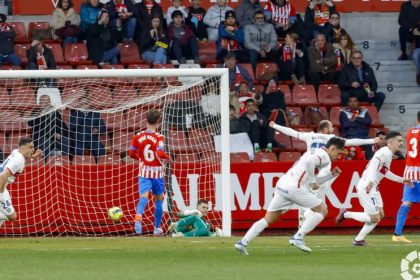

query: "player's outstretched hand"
xmin=365 ymin=181 xmax=374 ymax=193
xmin=269 ymin=121 xmax=275 ymax=128
xmin=310 ymin=182 xmax=320 ymax=190
xmin=403 ymin=179 xmax=414 ymax=188
xmin=32 ymin=149 xmax=43 ymax=159
xmin=331 ymin=167 xmax=341 ymax=177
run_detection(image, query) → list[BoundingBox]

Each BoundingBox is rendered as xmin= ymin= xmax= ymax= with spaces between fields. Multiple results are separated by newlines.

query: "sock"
xmin=241 ymin=218 xmax=268 ymax=246
xmin=344 ymin=211 xmax=372 ymax=223
xmin=294 ymin=211 xmax=324 ymax=239
xmin=136 ymin=197 xmax=148 ymax=216
xmin=355 ymin=222 xmax=378 ymax=241
xmin=394 ymin=204 xmax=410 ymax=236
xmin=154 ymin=200 xmax=163 ymax=229
xmin=254 ymin=143 xmax=260 ymax=149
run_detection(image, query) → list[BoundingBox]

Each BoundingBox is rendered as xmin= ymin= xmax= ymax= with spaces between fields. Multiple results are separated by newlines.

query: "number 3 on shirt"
xmin=144 ymin=144 xmax=155 ymax=162
xmin=408 ymin=138 xmax=417 ymax=158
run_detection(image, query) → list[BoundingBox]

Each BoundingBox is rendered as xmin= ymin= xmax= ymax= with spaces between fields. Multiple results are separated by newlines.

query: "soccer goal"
xmin=0 ymin=68 xmax=231 ymax=237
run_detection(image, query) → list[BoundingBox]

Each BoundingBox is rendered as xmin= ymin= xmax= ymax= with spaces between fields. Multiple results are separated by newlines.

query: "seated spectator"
xmin=28 ymin=95 xmax=71 ymax=160
xmin=307 ymin=33 xmax=337 ymax=89
xmin=104 ymin=0 xmax=137 ymax=41
xmin=333 ymin=32 xmax=355 ymax=66
xmin=264 ymin=0 xmax=297 ymax=39
xmin=339 ymin=50 xmax=385 ymax=111
xmin=135 ymin=0 xmax=165 ymax=36
xmin=278 ymin=32 xmax=305 ymax=85
xmin=70 ymin=95 xmax=107 ymax=159
xmin=338 ymin=146 xmax=365 ymax=161
xmin=229 ymin=105 xmax=242 ymax=134
xmin=412 ymin=22 xmax=420 ymax=84
xmin=80 ymin=0 xmax=103 ymax=38
xmin=244 ymin=10 xmax=279 ymax=71
xmin=187 ymin=0 xmax=207 ymax=41
xmin=87 ymin=9 xmax=122 ymax=66
xmin=203 ymin=0 xmax=233 ymax=42
xmin=325 ymin=12 xmax=351 ymax=44
xmin=231 ymin=80 xmax=262 ymax=115
xmin=235 ymin=0 xmax=263 ymax=28
xmin=259 ymin=79 xmax=287 ymax=126
xmin=166 ymin=0 xmax=188 ymax=26
xmin=239 ymin=99 xmax=269 ymax=153
xmin=27 ymin=40 xmax=56 ymax=86
xmin=216 ymin=11 xmax=248 ymax=62
xmin=0 ymin=13 xmax=21 ymax=67
xmin=372 ymin=130 xmax=405 ymax=160
xmin=140 ymin=16 xmax=168 ymax=65
xmin=304 ymin=0 xmax=336 ymax=40
xmin=167 ymin=10 xmax=199 ymax=64
xmin=339 ymin=96 xmax=373 ymax=159
xmin=224 ymin=52 xmax=254 ymax=89
xmin=398 ymin=0 xmax=420 ymax=60
xmin=51 ymin=0 xmax=80 ymax=48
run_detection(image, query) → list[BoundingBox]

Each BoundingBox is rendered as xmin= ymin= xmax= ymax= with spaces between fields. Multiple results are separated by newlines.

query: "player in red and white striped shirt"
xmin=129 ymin=109 xmax=170 ymax=235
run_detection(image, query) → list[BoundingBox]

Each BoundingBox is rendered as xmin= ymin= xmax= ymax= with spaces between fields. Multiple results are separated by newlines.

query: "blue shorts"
xmin=402 ymin=181 xmax=420 ymax=203
xmin=138 ymin=177 xmax=165 ymax=195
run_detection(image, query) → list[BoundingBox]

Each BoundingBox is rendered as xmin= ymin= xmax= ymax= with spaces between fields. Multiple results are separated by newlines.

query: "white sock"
xmin=344 ymin=211 xmax=372 ymax=223
xmin=241 ymin=218 xmax=268 ymax=246
xmin=294 ymin=211 xmax=324 ymax=239
xmin=355 ymin=223 xmax=378 ymax=241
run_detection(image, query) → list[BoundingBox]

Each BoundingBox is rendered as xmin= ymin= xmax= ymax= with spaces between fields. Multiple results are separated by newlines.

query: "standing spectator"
xmin=224 ymin=52 xmax=253 ymax=89
xmin=239 ymin=99 xmax=268 ymax=153
xmin=324 ymin=12 xmax=351 ymax=44
xmin=187 ymin=0 xmax=207 ymax=41
xmin=412 ymin=21 xmax=420 ymax=84
xmin=80 ymin=0 xmax=103 ymax=38
xmin=244 ymin=10 xmax=279 ymax=71
xmin=167 ymin=10 xmax=199 ymax=64
xmin=104 ymin=0 xmax=137 ymax=41
xmin=51 ymin=0 xmax=80 ymax=48
xmin=304 ymin=0 xmax=336 ymax=39
xmin=339 ymin=96 xmax=373 ymax=159
xmin=87 ymin=9 xmax=122 ymax=66
xmin=216 ymin=11 xmax=247 ymax=62
xmin=263 ymin=0 xmax=297 ymax=39
xmin=333 ymin=32 xmax=355 ymax=66
xmin=135 ymin=0 xmax=165 ymax=36
xmin=203 ymin=0 xmax=233 ymax=42
xmin=398 ymin=0 xmax=420 ymax=60
xmin=0 ymin=13 xmax=21 ymax=67
xmin=140 ymin=16 xmax=168 ymax=65
xmin=235 ymin=0 xmax=263 ymax=28
xmin=166 ymin=0 xmax=188 ymax=26
xmin=339 ymin=50 xmax=386 ymax=111
xmin=307 ymin=33 xmax=337 ymax=89
xmin=27 ymin=40 xmax=56 ymax=70
xmin=278 ymin=32 xmax=305 ymax=85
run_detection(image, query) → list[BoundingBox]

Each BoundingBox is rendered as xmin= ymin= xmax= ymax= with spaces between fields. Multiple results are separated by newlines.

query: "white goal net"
xmin=0 ymin=68 xmax=230 ymax=237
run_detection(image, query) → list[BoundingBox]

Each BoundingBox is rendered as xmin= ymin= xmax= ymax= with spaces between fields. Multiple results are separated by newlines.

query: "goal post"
xmin=0 ymin=68 xmax=231 ymax=237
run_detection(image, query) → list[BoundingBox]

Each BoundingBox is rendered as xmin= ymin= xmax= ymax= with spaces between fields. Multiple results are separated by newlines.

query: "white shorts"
xmin=268 ymin=185 xmax=322 ymax=212
xmin=356 ymin=177 xmax=383 ymax=215
xmin=0 ymin=188 xmax=15 ymax=217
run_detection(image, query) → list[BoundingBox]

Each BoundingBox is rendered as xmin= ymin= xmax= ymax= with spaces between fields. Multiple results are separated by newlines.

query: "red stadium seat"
xmin=102 ymin=64 xmax=126 ymax=86
xmin=14 ymin=44 xmax=30 ymax=65
xmin=167 ymin=130 xmax=190 ymax=153
xmin=329 ymin=106 xmax=343 ymax=127
xmin=318 ymin=84 xmax=341 ymax=107
xmin=101 ymin=112 xmax=127 ymax=131
xmin=152 ymin=64 xmax=179 ymax=85
xmin=205 ymin=63 xmax=219 ymax=68
xmin=0 ymin=132 xmax=9 ymax=154
xmin=10 ymin=88 xmax=37 ymax=109
xmin=44 ymin=43 xmax=65 ymax=65
xmin=230 ymin=152 xmax=250 ymax=163
xmin=333 ymin=126 xmax=341 ymax=136
xmin=126 ymin=108 xmax=148 ymax=131
xmin=113 ymin=86 xmax=138 ymax=104
xmin=199 ymin=41 xmax=217 ymax=64
xmin=0 ymin=65 xmax=22 ymax=70
xmin=0 ymin=88 xmax=10 ymax=108
xmin=277 ymin=84 xmax=293 ymax=105
xmin=65 ymin=43 xmax=92 ymax=66
xmin=368 ymin=127 xmax=389 ymax=138
xmin=292 ymin=85 xmax=318 ymax=106
xmin=279 ymin=151 xmax=301 ymax=162
xmin=47 ymin=155 xmax=71 ymax=166
xmin=77 ymin=64 xmax=98 ymax=69
xmin=119 ymin=42 xmax=143 ymax=66
xmin=189 ymin=129 xmax=214 ymax=152
xmin=200 ymin=151 xmax=221 ymax=163
xmin=127 ymin=64 xmax=154 ymax=86
xmin=274 ymin=132 xmax=293 ymax=151
xmin=255 ymin=63 xmax=278 ymax=83
xmin=239 ymin=63 xmax=255 ymax=79
xmin=138 ymin=85 xmax=163 ymax=108
xmin=291 ymin=137 xmax=307 ymax=153
xmin=175 ymin=153 xmax=200 ymax=162
xmin=86 ymin=86 xmax=113 ymax=109
xmin=56 ymin=65 xmax=74 ymax=88
xmin=303 ymin=106 xmax=329 ymax=126
xmin=28 ymin=22 xmax=52 ymax=41
xmin=8 ymin=22 xmax=28 ymax=43
xmin=97 ymin=155 xmax=122 ymax=164
xmin=113 ymin=131 xmax=134 ymax=153
xmin=73 ymin=155 xmax=96 ymax=165
xmin=254 ymin=152 xmax=277 ymax=162
xmin=365 ymin=106 xmax=384 ymax=127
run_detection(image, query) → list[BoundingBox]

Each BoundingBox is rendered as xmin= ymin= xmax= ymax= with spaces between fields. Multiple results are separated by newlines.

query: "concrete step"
xmin=374 ymin=71 xmax=416 ymax=84
xmin=366 ymin=61 xmax=417 ymax=72
xmin=380 ymin=103 xmax=419 ymax=133
xmin=355 ymin=40 xmax=400 ymax=51
xmin=342 ymin=13 xmax=399 ymax=41
xmin=360 ymin=49 xmax=402 ymax=61
xmin=383 ymin=90 xmax=420 ymax=104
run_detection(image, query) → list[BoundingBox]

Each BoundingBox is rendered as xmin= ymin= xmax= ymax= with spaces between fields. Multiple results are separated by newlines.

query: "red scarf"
xmin=238 ymin=92 xmax=254 ymax=115
xmin=36 ymin=51 xmax=48 ymax=70
xmin=282 ymin=42 xmax=296 ymax=65
xmin=313 ymin=4 xmax=330 ymax=26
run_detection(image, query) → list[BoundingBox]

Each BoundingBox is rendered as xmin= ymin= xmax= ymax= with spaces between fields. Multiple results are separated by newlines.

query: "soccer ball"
xmin=108 ymin=207 xmax=123 ymax=222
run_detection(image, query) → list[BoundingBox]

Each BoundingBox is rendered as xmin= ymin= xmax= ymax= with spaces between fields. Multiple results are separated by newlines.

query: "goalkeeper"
xmin=169 ymin=199 xmax=222 ymax=237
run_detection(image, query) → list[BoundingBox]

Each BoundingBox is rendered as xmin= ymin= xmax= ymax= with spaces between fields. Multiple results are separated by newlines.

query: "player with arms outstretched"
xmin=392 ymin=110 xmax=420 ymax=243
xmin=336 ymin=131 xmax=413 ymax=245
xmin=129 ymin=109 xmax=170 ymax=235
xmin=0 ymin=138 xmax=42 ymax=227
xmin=235 ymin=137 xmax=345 ymax=254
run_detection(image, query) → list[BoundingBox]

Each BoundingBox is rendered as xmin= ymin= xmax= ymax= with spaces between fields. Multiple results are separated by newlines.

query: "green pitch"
xmin=1 ymin=235 xmax=418 ymax=280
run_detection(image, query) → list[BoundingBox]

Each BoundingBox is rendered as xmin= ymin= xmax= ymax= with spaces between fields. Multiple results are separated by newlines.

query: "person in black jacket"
xmin=134 ymin=0 xmax=165 ymax=37
xmin=104 ymin=0 xmax=137 ymax=41
xmin=339 ymin=50 xmax=385 ymax=111
xmin=0 ymin=13 xmax=21 ymax=67
xmin=304 ymin=0 xmax=336 ymax=40
xmin=239 ymin=98 xmax=268 ymax=153
xmin=140 ymin=16 xmax=168 ymax=65
xmin=87 ymin=9 xmax=122 ymax=66
xmin=398 ymin=0 xmax=420 ymax=60
xmin=27 ymin=40 xmax=56 ymax=70
xmin=187 ymin=0 xmax=207 ymax=41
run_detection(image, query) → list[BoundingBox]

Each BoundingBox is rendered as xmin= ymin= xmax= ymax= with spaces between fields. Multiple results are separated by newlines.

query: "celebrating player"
xmin=235 ymin=137 xmax=345 ymax=254
xmin=129 ymin=109 xmax=170 ymax=235
xmin=392 ymin=110 xmax=420 ymax=243
xmin=336 ymin=131 xmax=413 ymax=246
xmin=0 ymin=138 xmax=42 ymax=227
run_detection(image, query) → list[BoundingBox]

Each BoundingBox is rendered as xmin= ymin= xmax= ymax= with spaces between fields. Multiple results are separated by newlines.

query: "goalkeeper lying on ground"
xmin=169 ymin=199 xmax=222 ymax=237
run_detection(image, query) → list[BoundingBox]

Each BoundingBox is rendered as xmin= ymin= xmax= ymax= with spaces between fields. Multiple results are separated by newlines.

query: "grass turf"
xmin=0 ymin=235 xmax=418 ymax=280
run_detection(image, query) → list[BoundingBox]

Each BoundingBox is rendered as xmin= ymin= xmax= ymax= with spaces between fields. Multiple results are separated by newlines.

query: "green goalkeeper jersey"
xmin=176 ymin=212 xmax=211 ymax=237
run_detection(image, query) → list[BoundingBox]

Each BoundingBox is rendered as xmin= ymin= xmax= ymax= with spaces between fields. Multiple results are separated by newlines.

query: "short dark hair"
xmin=318 ymin=120 xmax=330 ymax=132
xmin=386 ymin=131 xmax=401 ymax=140
xmin=224 ymin=52 xmax=236 ymax=60
xmin=229 ymin=105 xmax=236 ymax=112
xmin=146 ymin=109 xmax=161 ymax=125
xmin=253 ymin=10 xmax=264 ymax=18
xmin=245 ymin=99 xmax=255 ymax=105
xmin=171 ymin=10 xmax=184 ymax=19
xmin=326 ymin=137 xmax=346 ymax=150
xmin=197 ymin=199 xmax=208 ymax=206
xmin=348 ymin=95 xmax=359 ymax=101
xmin=376 ymin=130 xmax=386 ymax=137
xmin=57 ymin=0 xmax=74 ymax=9
xmin=19 ymin=137 xmax=33 ymax=147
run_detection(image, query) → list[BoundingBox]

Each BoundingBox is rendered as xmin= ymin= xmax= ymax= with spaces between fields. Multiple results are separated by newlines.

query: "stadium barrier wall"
xmin=0 ymin=160 xmax=417 ymax=235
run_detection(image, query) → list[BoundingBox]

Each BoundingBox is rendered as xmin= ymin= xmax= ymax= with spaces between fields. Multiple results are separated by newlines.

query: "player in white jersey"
xmin=235 ymin=137 xmax=346 ymax=254
xmin=0 ymin=138 xmax=42 ymax=227
xmin=335 ymin=131 xmax=413 ymax=246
